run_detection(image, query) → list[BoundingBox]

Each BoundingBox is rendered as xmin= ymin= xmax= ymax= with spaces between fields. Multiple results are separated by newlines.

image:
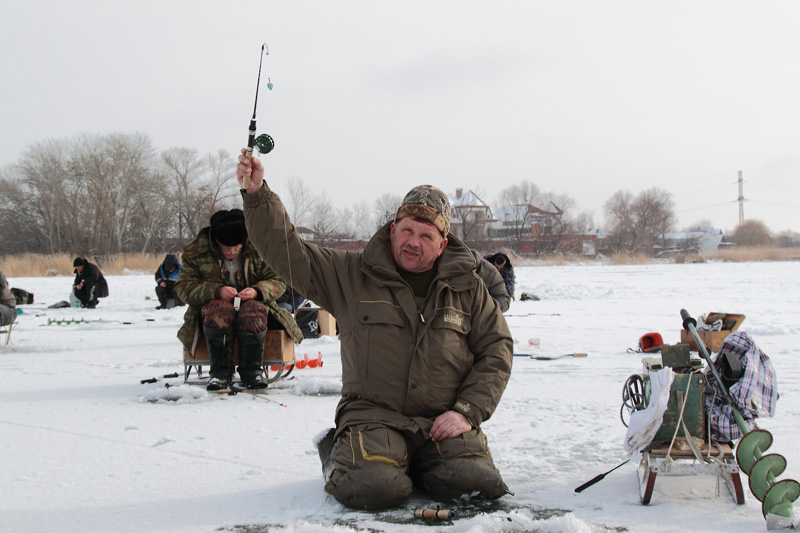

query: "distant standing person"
xmin=484 ymin=252 xmax=515 ymax=302
xmin=154 ymin=254 xmax=184 ymax=309
xmin=0 ymin=270 xmax=16 ymax=326
xmin=72 ymin=258 xmax=109 ymax=309
xmin=471 ymin=250 xmax=510 ymax=312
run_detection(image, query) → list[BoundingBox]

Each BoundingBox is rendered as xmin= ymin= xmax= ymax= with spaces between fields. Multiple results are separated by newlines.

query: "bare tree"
xmin=350 ymin=200 xmax=375 ymax=240
xmin=204 ymin=150 xmax=240 ymax=208
xmin=604 ymin=188 xmax=676 ymax=255
xmin=0 ymin=139 xmax=75 ymax=254
xmin=283 ymin=176 xmax=317 ymax=228
xmin=373 ymin=193 xmax=402 ymax=230
xmin=161 ymin=147 xmax=212 ymax=242
xmin=687 ymin=219 xmax=715 ymax=231
xmin=530 ymin=192 xmax=582 ymax=254
xmin=776 ymin=231 xmax=799 ymax=248
xmin=1 ymin=133 xmax=248 ymax=255
xmin=495 ymin=180 xmax=543 ymax=251
xmin=67 ymin=132 xmax=160 ymax=253
xmin=733 ymin=220 xmax=773 ymax=247
xmin=310 ymin=196 xmax=348 ymax=246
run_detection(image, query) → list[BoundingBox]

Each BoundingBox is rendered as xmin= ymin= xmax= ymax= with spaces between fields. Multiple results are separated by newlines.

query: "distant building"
xmin=448 ymin=188 xmax=498 ymax=241
xmin=657 ymin=227 xmax=723 ymax=255
xmin=493 ymin=201 xmax=564 ymax=239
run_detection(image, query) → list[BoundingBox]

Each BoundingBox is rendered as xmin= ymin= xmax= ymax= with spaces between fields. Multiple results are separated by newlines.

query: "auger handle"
xmin=680 ymin=308 xmax=696 ymax=330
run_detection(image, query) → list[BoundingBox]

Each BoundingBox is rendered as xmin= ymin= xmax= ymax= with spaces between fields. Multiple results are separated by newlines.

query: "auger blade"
xmin=737 ymin=429 xmax=774 ymax=475
xmin=762 ymin=478 xmax=800 ymax=519
xmin=749 ymin=454 xmax=787 ymax=501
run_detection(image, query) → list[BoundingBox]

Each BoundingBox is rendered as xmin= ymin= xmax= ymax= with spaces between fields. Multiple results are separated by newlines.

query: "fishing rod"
xmin=243 ymin=43 xmax=275 ymax=189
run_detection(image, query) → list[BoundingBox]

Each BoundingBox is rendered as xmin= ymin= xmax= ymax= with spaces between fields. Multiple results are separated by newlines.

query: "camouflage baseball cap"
xmin=395 ymin=185 xmax=451 ymax=236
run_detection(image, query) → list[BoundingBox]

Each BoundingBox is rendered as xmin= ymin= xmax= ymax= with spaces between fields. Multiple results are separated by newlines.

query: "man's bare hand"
xmin=237 ymin=149 xmax=265 ymax=194
xmin=429 ymin=410 xmax=472 ymax=442
xmin=237 ymin=287 xmax=257 ymax=301
xmin=217 ymin=286 xmax=238 ymax=302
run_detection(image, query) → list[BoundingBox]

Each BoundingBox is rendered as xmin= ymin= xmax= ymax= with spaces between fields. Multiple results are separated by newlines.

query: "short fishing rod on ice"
xmin=243 ymin=43 xmax=275 ymax=189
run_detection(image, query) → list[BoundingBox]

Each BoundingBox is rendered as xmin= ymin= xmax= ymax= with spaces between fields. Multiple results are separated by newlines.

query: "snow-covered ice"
xmin=2 ymin=260 xmax=799 ymax=532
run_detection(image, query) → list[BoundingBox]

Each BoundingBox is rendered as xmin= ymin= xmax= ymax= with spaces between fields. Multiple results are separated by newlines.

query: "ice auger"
xmin=681 ymin=309 xmax=799 ymax=527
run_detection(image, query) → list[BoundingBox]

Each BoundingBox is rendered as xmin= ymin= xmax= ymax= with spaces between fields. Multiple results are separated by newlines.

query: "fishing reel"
xmin=620 ymin=373 xmax=647 ymax=427
xmin=253 ymin=133 xmax=274 ymax=155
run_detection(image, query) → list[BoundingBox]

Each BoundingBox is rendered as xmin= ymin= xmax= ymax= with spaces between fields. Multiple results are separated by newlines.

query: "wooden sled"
xmin=183 ymin=327 xmax=295 ymax=384
xmin=639 ymin=442 xmax=745 ymax=506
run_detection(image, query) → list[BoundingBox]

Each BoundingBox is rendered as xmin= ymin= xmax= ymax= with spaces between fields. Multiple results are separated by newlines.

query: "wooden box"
xmin=318 ymin=310 xmax=337 ymax=337
xmin=680 ymin=312 xmax=745 ymax=353
xmin=186 ymin=329 xmax=293 ymax=363
xmin=264 ymin=330 xmax=294 ymax=362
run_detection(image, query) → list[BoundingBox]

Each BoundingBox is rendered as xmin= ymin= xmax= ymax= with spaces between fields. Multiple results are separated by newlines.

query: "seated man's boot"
xmin=204 ymin=325 xmax=235 ymax=391
xmin=237 ymin=329 xmax=268 ymax=389
xmin=156 ymin=293 xmax=167 ymax=310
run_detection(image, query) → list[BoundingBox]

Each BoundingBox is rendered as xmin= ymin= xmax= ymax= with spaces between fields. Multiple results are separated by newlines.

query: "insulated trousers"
xmin=324 ymin=422 xmax=509 ymax=510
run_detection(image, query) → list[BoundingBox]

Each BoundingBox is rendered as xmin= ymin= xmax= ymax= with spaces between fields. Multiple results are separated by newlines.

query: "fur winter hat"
xmin=73 ymin=257 xmax=86 ymax=267
xmin=210 ymin=209 xmax=248 ymax=247
xmin=395 ymin=185 xmax=451 ymax=236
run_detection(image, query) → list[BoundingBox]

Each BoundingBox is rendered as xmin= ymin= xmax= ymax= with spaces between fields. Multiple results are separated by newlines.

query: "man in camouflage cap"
xmin=238 ymin=151 xmax=513 ymax=511
xmin=394 ymin=184 xmax=451 ymax=237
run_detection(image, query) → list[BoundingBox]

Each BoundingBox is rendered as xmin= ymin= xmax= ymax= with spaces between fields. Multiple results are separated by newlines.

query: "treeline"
xmin=2 ymin=131 xmax=792 ymax=259
xmin=0 ymin=132 xmax=239 ymax=256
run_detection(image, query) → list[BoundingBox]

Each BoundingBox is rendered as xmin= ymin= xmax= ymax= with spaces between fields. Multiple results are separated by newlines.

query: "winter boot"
xmin=156 ymin=293 xmax=167 ymax=310
xmin=316 ymin=428 xmax=336 ymax=482
xmin=204 ymin=325 xmax=235 ymax=391
xmin=237 ymin=329 xmax=268 ymax=389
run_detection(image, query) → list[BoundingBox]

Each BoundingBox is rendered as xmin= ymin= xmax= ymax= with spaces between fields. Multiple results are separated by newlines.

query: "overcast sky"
xmin=2 ymin=1 xmax=799 ymax=233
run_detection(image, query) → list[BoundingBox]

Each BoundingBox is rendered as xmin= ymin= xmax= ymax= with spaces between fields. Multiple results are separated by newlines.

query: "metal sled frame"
xmin=639 ymin=443 xmax=745 ymax=505
xmin=1 ymin=319 xmax=14 ymax=345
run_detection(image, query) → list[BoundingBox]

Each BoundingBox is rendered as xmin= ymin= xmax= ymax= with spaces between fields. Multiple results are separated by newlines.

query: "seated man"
xmin=72 ymin=258 xmax=109 ymax=309
xmin=0 ymin=270 xmax=17 ymax=327
xmin=175 ymin=208 xmax=303 ymax=391
xmin=154 ymin=254 xmax=184 ymax=309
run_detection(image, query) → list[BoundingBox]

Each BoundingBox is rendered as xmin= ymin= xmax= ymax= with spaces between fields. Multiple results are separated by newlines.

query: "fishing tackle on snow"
xmin=681 ymin=309 xmax=799 ymax=526
xmin=243 ymin=42 xmax=275 ymax=189
xmin=140 ymin=372 xmax=180 ymax=384
xmin=574 ymin=460 xmax=630 ymax=493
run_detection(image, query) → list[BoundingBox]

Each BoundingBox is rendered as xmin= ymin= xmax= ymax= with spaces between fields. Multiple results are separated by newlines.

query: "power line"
xmin=676 ymin=200 xmax=737 ymax=213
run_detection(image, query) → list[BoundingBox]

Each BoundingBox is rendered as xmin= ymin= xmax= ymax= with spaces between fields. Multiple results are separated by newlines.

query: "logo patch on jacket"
xmin=443 ymin=313 xmax=462 ymax=326
xmin=455 ymin=401 xmax=471 ymax=413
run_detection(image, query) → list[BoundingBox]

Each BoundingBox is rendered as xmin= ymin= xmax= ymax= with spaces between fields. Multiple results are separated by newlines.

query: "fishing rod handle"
xmin=574 ymin=474 xmax=604 ymax=493
xmin=243 ymin=120 xmax=257 ymax=189
xmin=414 ymin=509 xmax=456 ymax=519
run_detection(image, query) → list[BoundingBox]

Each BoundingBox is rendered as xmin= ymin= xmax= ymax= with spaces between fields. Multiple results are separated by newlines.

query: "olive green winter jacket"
xmin=242 ymin=184 xmax=513 ymax=437
xmin=175 ymin=226 xmax=303 ymax=354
